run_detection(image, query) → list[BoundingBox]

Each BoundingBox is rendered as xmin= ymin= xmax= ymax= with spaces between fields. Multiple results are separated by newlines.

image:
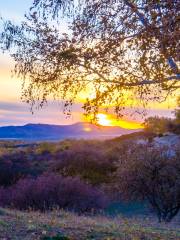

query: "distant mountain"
xmin=0 ymin=122 xmax=140 ymax=140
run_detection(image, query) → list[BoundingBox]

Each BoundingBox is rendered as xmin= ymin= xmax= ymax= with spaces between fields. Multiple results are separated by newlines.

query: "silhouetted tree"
xmin=0 ymin=0 xmax=179 ymax=118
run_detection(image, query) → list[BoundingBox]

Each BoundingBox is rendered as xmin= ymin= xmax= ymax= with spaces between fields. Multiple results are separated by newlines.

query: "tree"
xmin=167 ymin=96 xmax=180 ymax=134
xmin=144 ymin=116 xmax=171 ymax=134
xmin=115 ymin=144 xmax=180 ymax=222
xmin=174 ymin=96 xmax=180 ymax=123
xmin=0 ymin=0 xmax=179 ymax=118
xmin=144 ymin=96 xmax=180 ymax=134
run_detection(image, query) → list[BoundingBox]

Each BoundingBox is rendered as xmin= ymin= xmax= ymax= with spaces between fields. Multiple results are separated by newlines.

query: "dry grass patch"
xmin=0 ymin=208 xmax=179 ymax=240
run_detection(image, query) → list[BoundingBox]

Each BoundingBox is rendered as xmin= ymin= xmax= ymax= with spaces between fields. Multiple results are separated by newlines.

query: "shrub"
xmin=0 ymin=151 xmax=40 ymax=186
xmin=0 ymin=174 xmax=107 ymax=213
xmin=52 ymin=147 xmax=117 ymax=185
xmin=115 ymin=145 xmax=180 ymax=222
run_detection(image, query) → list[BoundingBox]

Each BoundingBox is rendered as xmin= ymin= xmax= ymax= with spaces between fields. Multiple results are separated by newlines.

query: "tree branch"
xmin=79 ymin=62 xmax=180 ymax=87
xmin=123 ymin=0 xmax=179 ymax=77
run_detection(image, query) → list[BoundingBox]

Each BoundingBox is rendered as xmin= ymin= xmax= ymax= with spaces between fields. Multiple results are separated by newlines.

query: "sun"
xmin=83 ymin=112 xmax=143 ymax=129
xmin=97 ymin=113 xmax=112 ymax=126
xmin=97 ymin=113 xmax=144 ymax=129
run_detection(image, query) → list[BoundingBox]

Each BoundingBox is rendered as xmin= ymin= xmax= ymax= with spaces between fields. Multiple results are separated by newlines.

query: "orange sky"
xmin=0 ymin=52 xmax=177 ymax=128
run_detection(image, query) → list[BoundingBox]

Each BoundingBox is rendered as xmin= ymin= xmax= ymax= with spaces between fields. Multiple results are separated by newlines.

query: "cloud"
xmin=0 ymin=99 xmax=175 ymax=127
xmin=0 ymin=100 xmax=83 ymax=126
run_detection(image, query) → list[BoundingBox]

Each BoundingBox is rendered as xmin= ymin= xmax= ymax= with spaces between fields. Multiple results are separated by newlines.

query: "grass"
xmin=0 ymin=208 xmax=179 ymax=240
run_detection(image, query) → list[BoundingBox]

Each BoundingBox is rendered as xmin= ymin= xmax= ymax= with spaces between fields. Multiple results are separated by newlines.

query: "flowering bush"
xmin=0 ymin=174 xmax=107 ymax=212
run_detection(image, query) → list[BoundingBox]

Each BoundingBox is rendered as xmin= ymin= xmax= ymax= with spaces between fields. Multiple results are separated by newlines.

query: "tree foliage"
xmin=0 ymin=0 xmax=179 ymax=117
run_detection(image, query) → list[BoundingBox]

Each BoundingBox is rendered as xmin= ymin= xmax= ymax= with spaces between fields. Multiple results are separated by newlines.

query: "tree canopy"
xmin=0 ymin=0 xmax=179 ymax=118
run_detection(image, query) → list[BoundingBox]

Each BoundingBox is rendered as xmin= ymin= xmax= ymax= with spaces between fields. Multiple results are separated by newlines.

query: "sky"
xmin=0 ymin=0 xmax=84 ymax=126
xmin=0 ymin=0 xmax=177 ymax=128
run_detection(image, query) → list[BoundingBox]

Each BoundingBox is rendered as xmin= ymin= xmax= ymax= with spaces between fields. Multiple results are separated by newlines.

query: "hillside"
xmin=0 ymin=122 xmax=139 ymax=140
xmin=0 ymin=133 xmax=179 ymax=239
xmin=0 ymin=208 xmax=179 ymax=240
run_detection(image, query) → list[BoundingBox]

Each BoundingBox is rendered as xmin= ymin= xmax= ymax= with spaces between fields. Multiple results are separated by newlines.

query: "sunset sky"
xmin=0 ymin=0 xmax=177 ymax=128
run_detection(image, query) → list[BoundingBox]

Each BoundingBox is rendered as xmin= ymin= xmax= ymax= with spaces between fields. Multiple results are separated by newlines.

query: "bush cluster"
xmin=0 ymin=151 xmax=41 ymax=186
xmin=51 ymin=147 xmax=117 ymax=185
xmin=0 ymin=173 xmax=107 ymax=212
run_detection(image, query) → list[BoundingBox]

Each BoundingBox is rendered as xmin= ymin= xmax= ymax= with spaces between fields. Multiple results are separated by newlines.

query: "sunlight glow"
xmin=83 ymin=127 xmax=92 ymax=132
xmin=76 ymin=85 xmax=178 ymax=111
xmin=97 ymin=113 xmax=112 ymax=126
xmin=84 ymin=113 xmax=143 ymax=129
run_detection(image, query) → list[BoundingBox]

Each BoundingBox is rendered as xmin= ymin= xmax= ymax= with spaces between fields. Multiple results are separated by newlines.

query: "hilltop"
xmin=0 ymin=122 xmax=139 ymax=140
